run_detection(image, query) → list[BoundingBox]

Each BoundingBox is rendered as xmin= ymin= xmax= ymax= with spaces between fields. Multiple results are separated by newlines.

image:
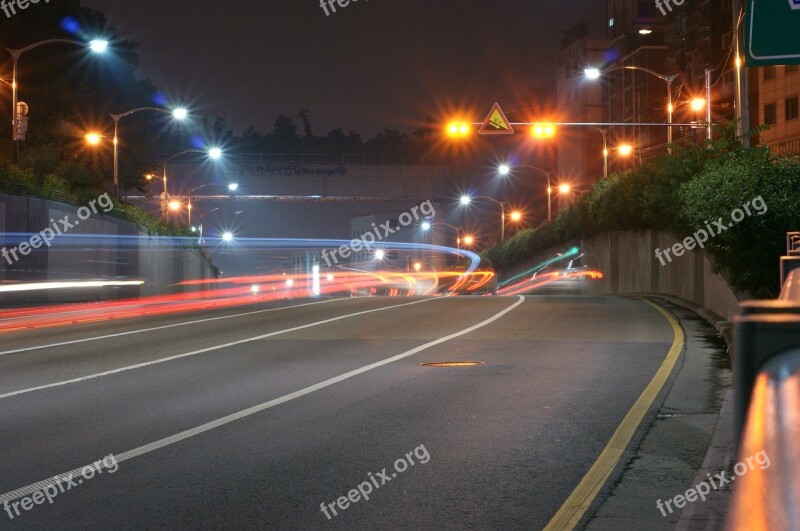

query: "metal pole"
xmin=500 ymin=206 xmax=505 ymax=242
xmin=112 ymin=117 xmax=119 ymax=198
xmin=602 ymin=130 xmax=608 ymax=178
xmin=667 ymin=79 xmax=673 ymax=154
xmin=11 ymin=53 xmax=19 ymax=165
xmin=188 ymin=197 xmax=192 ymax=226
xmin=706 ymin=68 xmax=712 ymax=142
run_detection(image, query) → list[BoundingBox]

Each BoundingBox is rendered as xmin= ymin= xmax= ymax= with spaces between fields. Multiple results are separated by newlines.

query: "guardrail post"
xmin=734 ymin=302 xmax=800 ymax=446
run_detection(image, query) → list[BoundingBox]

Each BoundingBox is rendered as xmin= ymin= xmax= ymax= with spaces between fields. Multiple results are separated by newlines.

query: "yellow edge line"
xmin=543 ymin=298 xmax=685 ymax=530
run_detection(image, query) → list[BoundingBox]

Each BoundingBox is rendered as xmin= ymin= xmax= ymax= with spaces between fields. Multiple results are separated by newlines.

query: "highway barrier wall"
xmin=500 ymin=229 xmax=742 ymax=321
xmin=0 ymin=193 xmax=216 ymax=303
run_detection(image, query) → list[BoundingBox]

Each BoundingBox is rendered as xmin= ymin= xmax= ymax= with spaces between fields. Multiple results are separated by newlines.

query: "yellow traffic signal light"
xmin=531 ymin=123 xmax=556 ymax=138
xmin=446 ymin=122 xmax=472 ymax=138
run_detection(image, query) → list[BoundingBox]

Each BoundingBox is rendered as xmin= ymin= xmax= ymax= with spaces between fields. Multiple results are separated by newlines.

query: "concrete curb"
xmin=675 ymin=390 xmax=736 ymax=530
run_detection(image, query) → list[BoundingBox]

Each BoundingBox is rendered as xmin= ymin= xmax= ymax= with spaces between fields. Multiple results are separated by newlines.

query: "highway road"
xmin=0 ymin=295 xmax=681 ymax=529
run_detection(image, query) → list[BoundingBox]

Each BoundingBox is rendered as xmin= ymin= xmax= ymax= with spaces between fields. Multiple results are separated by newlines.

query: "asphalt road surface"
xmin=0 ymin=295 xmax=677 ymax=529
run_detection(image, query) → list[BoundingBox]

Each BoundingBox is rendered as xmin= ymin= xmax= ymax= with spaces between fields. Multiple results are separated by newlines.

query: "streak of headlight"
xmin=0 ymin=280 xmax=145 ymax=293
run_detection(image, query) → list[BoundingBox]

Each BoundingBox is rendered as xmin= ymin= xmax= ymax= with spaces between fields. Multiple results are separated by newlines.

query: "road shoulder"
xmin=584 ymin=298 xmax=732 ymax=530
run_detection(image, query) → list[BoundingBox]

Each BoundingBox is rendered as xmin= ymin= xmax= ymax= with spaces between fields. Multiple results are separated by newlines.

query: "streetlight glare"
xmin=498 ymin=164 xmax=511 ymax=176
xmin=459 ymin=195 xmax=472 ymax=205
xmin=222 ymin=232 xmax=234 ymax=242
xmin=618 ymin=144 xmax=634 ymax=156
xmin=584 ymin=68 xmax=601 ymax=80
xmin=84 ymin=133 xmax=102 ymax=145
xmin=558 ymin=184 xmax=572 ymax=194
xmin=375 ymin=250 xmax=385 ymax=260
xmin=172 ymin=107 xmax=189 ymax=120
xmin=88 ymin=39 xmax=109 ymax=53
xmin=420 ymin=221 xmax=431 ymax=231
xmin=228 ymin=183 xmax=239 ymax=192
xmin=510 ymin=211 xmax=522 ymax=222
xmin=413 ymin=262 xmax=422 ymax=272
xmin=690 ymin=98 xmax=706 ymax=112
xmin=209 ymin=148 xmax=223 ymax=159
xmin=168 ymin=200 xmax=181 ymax=211
xmin=462 ymin=235 xmax=475 ymax=246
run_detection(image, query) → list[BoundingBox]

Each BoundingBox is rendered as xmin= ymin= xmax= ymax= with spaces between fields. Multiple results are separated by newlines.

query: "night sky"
xmin=82 ymin=1 xmax=606 ymax=137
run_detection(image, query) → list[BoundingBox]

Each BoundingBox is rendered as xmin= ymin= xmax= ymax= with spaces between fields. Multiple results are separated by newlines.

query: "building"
xmin=756 ymin=65 xmax=800 ymax=155
xmin=556 ymin=38 xmax=610 ymax=188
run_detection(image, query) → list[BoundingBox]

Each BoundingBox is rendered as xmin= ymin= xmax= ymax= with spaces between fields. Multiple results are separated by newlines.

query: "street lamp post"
xmin=586 ymin=65 xmax=678 ymax=153
xmin=498 ymin=164 xmax=554 ymax=222
xmin=460 ymin=195 xmax=506 ymax=241
xmin=8 ymin=38 xmax=108 ymax=164
xmin=186 ymin=182 xmax=238 ymax=226
xmin=109 ymin=106 xmax=187 ymax=198
xmin=161 ymin=148 xmax=222 ymax=218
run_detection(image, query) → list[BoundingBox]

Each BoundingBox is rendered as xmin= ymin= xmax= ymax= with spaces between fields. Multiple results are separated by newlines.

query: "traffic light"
xmin=531 ymin=123 xmax=556 ymax=138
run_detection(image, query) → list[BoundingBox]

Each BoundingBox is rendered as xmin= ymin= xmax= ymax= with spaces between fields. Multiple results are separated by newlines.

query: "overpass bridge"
xmin=135 ymin=153 xmax=452 ymax=202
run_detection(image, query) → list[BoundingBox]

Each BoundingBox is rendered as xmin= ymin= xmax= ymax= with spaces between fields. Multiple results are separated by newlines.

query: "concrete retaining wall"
xmin=501 ymin=229 xmax=743 ymax=321
xmin=0 ymin=193 xmax=216 ymax=302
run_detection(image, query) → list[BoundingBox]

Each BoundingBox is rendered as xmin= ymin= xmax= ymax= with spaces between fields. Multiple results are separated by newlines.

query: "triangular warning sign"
xmin=479 ymin=103 xmax=514 ymax=135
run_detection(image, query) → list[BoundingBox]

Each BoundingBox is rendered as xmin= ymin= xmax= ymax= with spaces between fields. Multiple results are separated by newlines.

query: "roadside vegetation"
xmin=484 ymin=126 xmax=800 ymax=298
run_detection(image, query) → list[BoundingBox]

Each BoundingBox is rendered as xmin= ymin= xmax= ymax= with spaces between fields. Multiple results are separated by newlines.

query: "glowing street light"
xmin=221 ymin=232 xmax=234 ymax=242
xmin=374 ymin=249 xmax=385 ymax=260
xmin=84 ymin=132 xmax=104 ymax=146
xmin=88 ymin=39 xmax=109 ymax=53
xmin=498 ymin=164 xmax=555 ymax=222
xmin=690 ymin=97 xmax=706 ymax=112
xmin=509 ymin=210 xmax=523 ymax=222
xmin=160 ymin=148 xmax=224 ymax=217
xmin=461 ymin=235 xmax=475 ymax=246
xmin=168 ymin=200 xmax=182 ymax=211
xmin=109 ymin=105 xmax=189 ymax=198
xmin=413 ymin=262 xmax=422 ymax=272
xmin=459 ymin=194 xmax=507 ymax=240
xmin=558 ymin=184 xmax=572 ymax=194
xmin=617 ymin=144 xmax=634 ymax=156
xmin=585 ymin=65 xmax=679 ymax=150
xmin=9 ymin=38 xmax=109 ymax=164
xmin=228 ymin=183 xmax=239 ymax=192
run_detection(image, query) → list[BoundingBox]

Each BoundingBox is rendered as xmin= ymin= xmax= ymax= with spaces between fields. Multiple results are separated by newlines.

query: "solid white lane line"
xmin=0 ymin=297 xmax=350 ymax=357
xmin=0 ymin=295 xmax=525 ymax=504
xmin=0 ymin=298 xmax=438 ymax=400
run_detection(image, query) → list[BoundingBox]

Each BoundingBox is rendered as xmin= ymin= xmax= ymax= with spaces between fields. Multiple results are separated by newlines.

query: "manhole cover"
xmin=419 ymin=361 xmax=484 ymax=367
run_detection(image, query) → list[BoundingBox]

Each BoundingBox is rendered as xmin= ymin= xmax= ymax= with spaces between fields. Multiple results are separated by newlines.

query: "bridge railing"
xmin=146 ymin=153 xmax=414 ymax=165
xmin=726 ymin=231 xmax=800 ymax=529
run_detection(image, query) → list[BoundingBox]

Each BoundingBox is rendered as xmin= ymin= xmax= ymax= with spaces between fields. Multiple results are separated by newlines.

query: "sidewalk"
xmin=583 ymin=298 xmax=733 ymax=530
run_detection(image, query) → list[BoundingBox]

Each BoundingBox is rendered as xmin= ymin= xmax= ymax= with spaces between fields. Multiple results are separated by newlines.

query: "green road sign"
xmin=745 ymin=0 xmax=800 ymax=66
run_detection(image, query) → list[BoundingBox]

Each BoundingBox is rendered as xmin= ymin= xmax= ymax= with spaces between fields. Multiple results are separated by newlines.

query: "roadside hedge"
xmin=485 ymin=131 xmax=800 ymax=298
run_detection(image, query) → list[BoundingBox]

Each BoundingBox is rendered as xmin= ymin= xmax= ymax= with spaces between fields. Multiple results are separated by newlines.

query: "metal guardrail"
xmin=726 ymin=231 xmax=800 ymax=529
